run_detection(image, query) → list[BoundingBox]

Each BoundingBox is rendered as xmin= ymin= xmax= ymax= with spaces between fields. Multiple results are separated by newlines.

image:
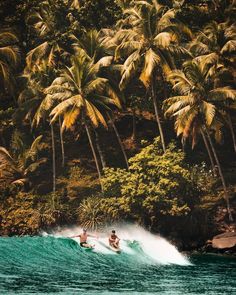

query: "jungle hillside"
xmin=0 ymin=0 xmax=236 ymax=251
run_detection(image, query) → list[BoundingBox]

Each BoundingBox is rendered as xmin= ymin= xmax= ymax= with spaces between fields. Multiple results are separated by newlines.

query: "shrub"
xmin=0 ymin=192 xmax=74 ymax=236
xmin=100 ymin=137 xmax=200 ymax=226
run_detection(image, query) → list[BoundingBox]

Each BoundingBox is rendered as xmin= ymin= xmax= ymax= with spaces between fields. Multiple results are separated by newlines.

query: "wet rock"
xmin=212 ymin=232 xmax=236 ymax=249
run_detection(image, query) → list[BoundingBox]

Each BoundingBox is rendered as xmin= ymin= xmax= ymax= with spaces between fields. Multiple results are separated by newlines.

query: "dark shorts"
xmin=80 ymin=242 xmax=87 ymax=247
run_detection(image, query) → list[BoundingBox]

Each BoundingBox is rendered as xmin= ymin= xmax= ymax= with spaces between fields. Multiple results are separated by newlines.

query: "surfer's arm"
xmin=88 ymin=234 xmax=98 ymax=239
xmin=70 ymin=234 xmax=81 ymax=238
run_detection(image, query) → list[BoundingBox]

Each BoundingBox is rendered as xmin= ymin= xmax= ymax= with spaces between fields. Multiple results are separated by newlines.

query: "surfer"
xmin=109 ymin=230 xmax=120 ymax=249
xmin=71 ymin=228 xmax=97 ymax=248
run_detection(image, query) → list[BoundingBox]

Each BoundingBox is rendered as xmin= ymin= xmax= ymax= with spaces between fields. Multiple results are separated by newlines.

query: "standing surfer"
xmin=71 ymin=228 xmax=97 ymax=248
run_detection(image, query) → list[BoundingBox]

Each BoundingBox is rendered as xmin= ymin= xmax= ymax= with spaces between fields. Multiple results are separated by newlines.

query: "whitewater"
xmin=51 ymin=224 xmax=190 ymax=265
xmin=0 ymin=224 xmax=235 ymax=295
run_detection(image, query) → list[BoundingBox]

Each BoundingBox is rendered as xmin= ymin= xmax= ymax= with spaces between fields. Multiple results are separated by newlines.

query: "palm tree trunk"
xmin=205 ymin=127 xmax=233 ymax=222
xmin=107 ymin=112 xmax=129 ymax=170
xmin=131 ymin=108 xmax=137 ymax=142
xmin=228 ymin=114 xmax=236 ymax=153
xmin=0 ymin=131 xmax=6 ymax=147
xmin=84 ymin=120 xmax=103 ymax=185
xmin=50 ymin=123 xmax=56 ymax=194
xmin=59 ymin=116 xmax=65 ymax=167
xmin=151 ymin=82 xmax=166 ymax=152
xmin=200 ymin=128 xmax=217 ymax=176
xmin=29 ymin=116 xmax=34 ymax=136
xmin=94 ymin=128 xmax=107 ymax=169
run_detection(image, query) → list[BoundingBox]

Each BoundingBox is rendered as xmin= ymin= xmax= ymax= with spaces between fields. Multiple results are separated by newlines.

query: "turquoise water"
xmin=0 ymin=231 xmax=235 ymax=295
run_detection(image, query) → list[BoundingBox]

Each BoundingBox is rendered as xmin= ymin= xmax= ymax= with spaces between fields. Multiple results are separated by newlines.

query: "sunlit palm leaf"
xmin=120 ymin=50 xmax=141 ymax=90
xmin=62 ymin=108 xmax=81 ymax=130
xmin=140 ymin=48 xmax=160 ymax=87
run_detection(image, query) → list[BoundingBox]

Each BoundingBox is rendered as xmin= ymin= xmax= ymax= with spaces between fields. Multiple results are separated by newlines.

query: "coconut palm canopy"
xmin=25 ymin=0 xmax=70 ymax=70
xmin=46 ymin=49 xmax=121 ymax=130
xmin=165 ymin=59 xmax=236 ymax=147
xmin=115 ymin=0 xmax=191 ymax=89
xmin=190 ymin=21 xmax=236 ymax=68
xmin=0 ymin=31 xmax=20 ymax=95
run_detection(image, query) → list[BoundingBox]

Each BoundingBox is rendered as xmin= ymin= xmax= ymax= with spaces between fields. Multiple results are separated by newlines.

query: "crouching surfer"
xmin=71 ymin=228 xmax=97 ymax=248
xmin=109 ymin=230 xmax=120 ymax=250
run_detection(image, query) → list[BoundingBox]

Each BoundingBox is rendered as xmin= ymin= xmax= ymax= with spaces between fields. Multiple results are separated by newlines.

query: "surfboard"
xmin=81 ymin=245 xmax=94 ymax=251
xmin=109 ymin=245 xmax=121 ymax=253
xmin=98 ymin=241 xmax=121 ymax=254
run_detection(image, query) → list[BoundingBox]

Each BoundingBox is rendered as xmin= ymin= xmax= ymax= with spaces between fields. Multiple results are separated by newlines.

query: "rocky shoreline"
xmin=177 ymin=231 xmax=236 ymax=257
xmin=200 ymin=232 xmax=236 ymax=255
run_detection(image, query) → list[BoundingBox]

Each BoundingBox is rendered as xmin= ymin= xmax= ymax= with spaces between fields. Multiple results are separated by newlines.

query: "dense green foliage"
xmin=100 ymin=138 xmax=198 ymax=225
xmin=0 ymin=0 xmax=235 ymax=238
xmin=0 ymin=191 xmax=73 ymax=236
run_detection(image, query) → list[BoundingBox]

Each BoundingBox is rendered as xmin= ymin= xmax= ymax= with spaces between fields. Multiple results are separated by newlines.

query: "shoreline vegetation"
xmin=0 ymin=1 xmax=235 ymax=254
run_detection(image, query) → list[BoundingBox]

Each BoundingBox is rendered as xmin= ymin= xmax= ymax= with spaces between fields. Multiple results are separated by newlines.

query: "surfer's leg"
xmin=80 ymin=242 xmax=90 ymax=248
xmin=112 ymin=242 xmax=118 ymax=249
xmin=114 ymin=240 xmax=119 ymax=248
xmin=84 ymin=243 xmax=91 ymax=248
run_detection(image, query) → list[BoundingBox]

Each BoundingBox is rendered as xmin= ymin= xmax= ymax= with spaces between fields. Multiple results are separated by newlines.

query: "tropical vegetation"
xmin=0 ymin=0 xmax=235 ymax=247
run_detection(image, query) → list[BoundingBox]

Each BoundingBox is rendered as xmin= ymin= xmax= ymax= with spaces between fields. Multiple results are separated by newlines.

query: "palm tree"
xmin=25 ymin=0 xmax=70 ymax=72
xmin=46 ymin=49 xmax=120 ymax=184
xmin=72 ymin=30 xmax=114 ymax=65
xmin=17 ymin=58 xmax=60 ymax=193
xmin=0 ymin=146 xmax=23 ymax=189
xmin=0 ymin=31 xmax=20 ymax=95
xmin=78 ymin=196 xmax=105 ymax=231
xmin=107 ymin=112 xmax=129 ymax=169
xmin=72 ymin=29 xmax=117 ymax=168
xmin=113 ymin=0 xmax=192 ymax=152
xmin=59 ymin=116 xmax=65 ymax=167
xmin=0 ymin=134 xmax=44 ymax=189
xmin=72 ymin=29 xmax=129 ymax=169
xmin=190 ymin=21 xmax=236 ymax=151
xmin=165 ymin=59 xmax=235 ymax=221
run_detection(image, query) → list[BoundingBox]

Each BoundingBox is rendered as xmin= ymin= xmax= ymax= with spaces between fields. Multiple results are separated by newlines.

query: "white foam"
xmin=50 ymin=224 xmax=191 ymax=265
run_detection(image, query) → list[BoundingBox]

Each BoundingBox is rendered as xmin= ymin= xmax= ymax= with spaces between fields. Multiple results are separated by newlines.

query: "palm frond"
xmin=26 ymin=42 xmax=49 ymax=68
xmin=106 ymin=86 xmax=122 ymax=109
xmin=168 ymin=70 xmax=193 ymax=95
xmin=27 ymin=135 xmax=43 ymax=161
xmin=50 ymin=95 xmax=83 ymax=123
xmin=62 ymin=108 xmax=81 ymax=130
xmin=140 ymin=48 xmax=160 ymax=87
xmin=164 ymin=95 xmax=193 ymax=117
xmin=221 ymin=40 xmax=236 ymax=54
xmin=85 ymin=78 xmax=108 ymax=94
xmin=85 ymin=101 xmax=107 ymax=128
xmin=0 ymin=61 xmax=10 ymax=86
xmin=94 ymin=56 xmax=114 ymax=71
xmin=202 ymin=101 xmax=216 ymax=126
xmin=11 ymin=179 xmax=27 ymax=186
xmin=0 ymin=32 xmax=19 ymax=45
xmin=0 ymin=46 xmax=20 ymax=66
xmin=0 ymin=146 xmax=15 ymax=163
xmin=119 ymin=50 xmax=141 ymax=90
xmin=195 ymin=52 xmax=219 ymax=69
xmin=33 ymin=94 xmax=58 ymax=126
xmin=209 ymin=87 xmax=236 ymax=102
xmin=154 ymin=32 xmax=172 ymax=48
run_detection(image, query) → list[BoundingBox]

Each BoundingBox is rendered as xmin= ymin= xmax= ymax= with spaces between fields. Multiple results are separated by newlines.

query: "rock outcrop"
xmin=212 ymin=232 xmax=236 ymax=249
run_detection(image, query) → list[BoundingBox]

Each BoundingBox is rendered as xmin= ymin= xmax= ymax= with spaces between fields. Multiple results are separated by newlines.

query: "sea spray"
xmin=51 ymin=224 xmax=191 ymax=265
